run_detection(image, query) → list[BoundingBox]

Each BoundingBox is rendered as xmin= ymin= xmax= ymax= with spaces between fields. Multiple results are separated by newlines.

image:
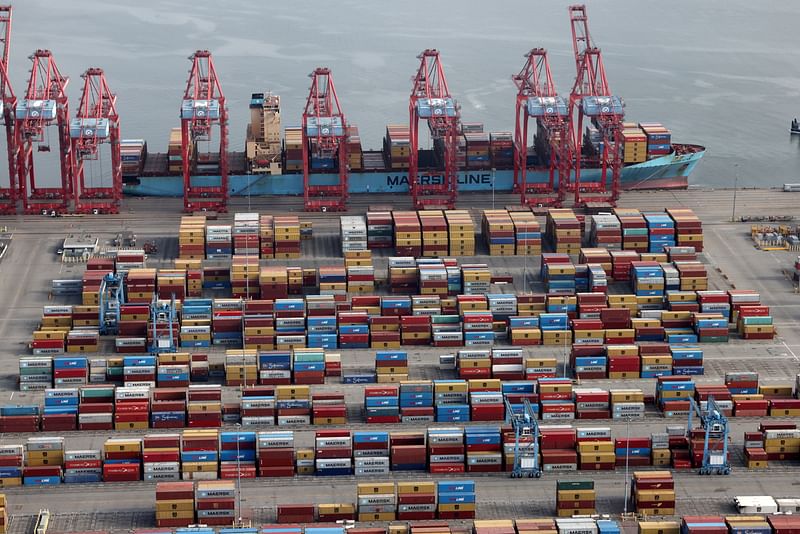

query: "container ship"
xmin=121 ymin=95 xmax=705 ymax=199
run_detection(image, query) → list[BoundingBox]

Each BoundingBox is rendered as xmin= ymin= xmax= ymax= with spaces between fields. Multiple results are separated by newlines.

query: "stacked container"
xmin=445 ymin=210 xmax=475 ymax=256
xmin=233 ymin=212 xmax=259 ymax=255
xmin=482 ymin=210 xmax=515 ymax=256
xmin=428 ymin=427 xmax=465 ymax=474
xmin=103 ymin=437 xmax=141 ymax=481
xmin=622 ymin=126 xmax=647 ymax=164
xmin=64 ymin=448 xmax=102 ymax=483
xmin=167 ymin=128 xmax=183 ymax=172
xmin=640 ymin=123 xmax=672 ymax=158
xmin=0 ymin=446 xmax=23 ymax=486
xmin=340 ymin=216 xmax=368 ymax=253
xmin=195 ymin=480 xmax=236 ymax=525
xmin=437 ymin=479 xmax=476 ymax=519
xmin=144 ymin=434 xmax=181 ymax=482
xmin=353 ymin=431 xmax=390 ymax=476
xmin=419 ymin=211 xmax=449 ymax=257
xmin=358 ymin=481 xmax=397 ymax=522
xmin=397 ymin=480 xmax=437 ymax=520
xmin=230 ymin=256 xmax=260 ymax=299
xmin=465 ymin=426 xmax=502 ymax=472
xmin=24 ymin=436 xmax=64 ymax=485
xmin=632 ymin=471 xmax=676 ymax=515
xmin=547 ymin=209 xmax=581 ymax=255
xmin=276 ymin=385 xmax=310 ymax=425
xmin=374 ymin=351 xmax=408 ymax=383
xmin=181 ymin=429 xmax=218 ymax=480
xmin=155 ymin=481 xmax=195 ymax=527
xmin=667 ymin=208 xmax=704 ymax=251
xmin=274 ymin=216 xmax=301 ymax=259
xmin=219 ymin=431 xmax=256 ymax=480
xmin=510 ymin=210 xmax=541 ymax=256
xmin=556 ymin=480 xmax=596 ymax=516
xmin=206 ymin=225 xmax=232 ymax=259
xmin=393 ymin=212 xmax=422 ymax=257
xmin=283 ymin=127 xmax=303 ymax=171
xmin=257 ymin=431 xmax=294 ymax=477
xmin=365 ymin=386 xmax=400 ymax=424
xmin=366 ymin=211 xmax=393 ymax=249
xmin=385 ymin=125 xmax=410 ymax=169
xmin=590 ymin=214 xmax=622 ymax=249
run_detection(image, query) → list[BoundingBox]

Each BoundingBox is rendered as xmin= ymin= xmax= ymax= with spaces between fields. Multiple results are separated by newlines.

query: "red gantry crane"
xmin=15 ymin=49 xmax=72 ymax=215
xmin=70 ymin=68 xmax=121 ymax=214
xmin=512 ymin=48 xmax=571 ymax=207
xmin=301 ymin=67 xmax=348 ymax=211
xmin=409 ymin=49 xmax=460 ymax=210
xmin=566 ymin=4 xmax=625 ymax=208
xmin=181 ymin=50 xmax=228 ymax=213
xmin=0 ymin=6 xmax=17 ymax=214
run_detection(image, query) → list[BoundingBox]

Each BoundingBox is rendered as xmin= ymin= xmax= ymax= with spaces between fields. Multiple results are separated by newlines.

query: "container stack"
xmin=366 ymin=211 xmax=393 ymax=250
xmin=293 ymin=348 xmax=325 ymax=385
xmin=257 ymin=431 xmax=294 ymax=477
xmin=341 ymin=216 xmax=368 ymax=254
xmin=419 ymin=211 xmax=449 ymax=257
xmin=315 ymin=430 xmax=353 ymax=476
xmin=644 ymin=213 xmax=676 ymax=253
xmin=230 ymin=256 xmax=260 ymax=299
xmin=547 ymin=209 xmax=582 ymax=255
xmin=556 ymin=480 xmax=596 ymax=516
xmin=273 ymin=216 xmax=301 ymax=259
xmin=428 ymin=427 xmax=465 ymax=473
xmin=365 ymin=386 xmax=400 ymax=424
xmin=102 ymin=437 xmax=142 ymax=481
xmin=120 ymin=139 xmax=146 ymax=176
xmin=590 ymin=214 xmax=622 ymax=249
xmin=465 ymin=426 xmax=502 ymax=471
xmin=276 ymin=385 xmax=311 ymax=425
xmin=205 ymin=225 xmax=233 ymax=260
xmin=738 ymin=305 xmax=774 ymax=340
xmin=490 ymin=132 xmax=514 ymax=167
xmin=397 ymin=480 xmax=437 ymax=520
xmin=143 ymin=434 xmax=181 ymax=481
xmin=622 ymin=126 xmax=648 ymax=164
xmin=195 ymin=480 xmax=236 ymax=525
xmin=233 ymin=213 xmax=259 ymax=256
xmin=640 ymin=123 xmax=672 ymax=159
xmin=179 ymin=216 xmax=206 ymax=260
xmin=258 ymin=214 xmax=275 ymax=259
xmin=284 ymin=127 xmax=303 ymax=171
xmin=482 ymin=210 xmax=515 ymax=256
xmin=443 ymin=210 xmax=475 ymax=256
xmin=632 ymin=471 xmax=676 ymax=515
xmin=0 ymin=448 xmax=22 ymax=486
xmin=510 ymin=211 xmax=541 ymax=256
xmin=668 ymin=208 xmax=704 ymax=252
xmin=611 ymin=388 xmax=646 ymax=421
xmin=181 ymin=429 xmax=219 ymax=481
xmin=614 ymin=209 xmax=648 ymax=252
xmin=375 ymin=351 xmax=408 ymax=383
xmin=464 ymin=132 xmax=491 ymax=169
xmin=353 ymin=431 xmax=390 ymax=476
xmin=393 ymin=212 xmax=422 ymax=257
xmin=155 ymin=481 xmax=195 ymax=527
xmin=400 ymin=382 xmax=434 ymax=423
xmin=168 ymin=128 xmax=184 ymax=173
xmin=347 ymin=125 xmax=363 ymax=171
xmin=219 ymin=431 xmax=257 ymax=479
xmin=358 ymin=481 xmax=397 ymax=522
xmin=386 ymin=125 xmax=410 ymax=169
xmin=437 ymin=479 xmax=476 ymax=519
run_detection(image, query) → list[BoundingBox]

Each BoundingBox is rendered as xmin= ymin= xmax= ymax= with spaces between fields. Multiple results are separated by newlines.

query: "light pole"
xmin=235 ymin=422 xmax=242 ymax=525
xmin=623 ymin=416 xmax=631 ymax=514
xmin=731 ymin=164 xmax=739 ymax=222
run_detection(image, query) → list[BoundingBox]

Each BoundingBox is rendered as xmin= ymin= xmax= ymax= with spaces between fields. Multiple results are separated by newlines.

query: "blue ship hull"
xmin=123 ymin=147 xmax=705 ymax=197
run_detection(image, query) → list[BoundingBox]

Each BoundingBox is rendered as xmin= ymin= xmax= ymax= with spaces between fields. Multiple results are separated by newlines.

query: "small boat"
xmin=792 ymin=118 xmax=800 ymax=134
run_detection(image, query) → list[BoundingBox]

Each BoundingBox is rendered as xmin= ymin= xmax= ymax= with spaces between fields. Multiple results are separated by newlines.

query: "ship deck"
xmin=0 ymin=188 xmax=797 ymax=531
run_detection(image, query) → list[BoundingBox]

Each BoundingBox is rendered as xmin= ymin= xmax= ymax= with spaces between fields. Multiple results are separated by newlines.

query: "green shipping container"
xmin=556 ymin=480 xmax=594 ymax=491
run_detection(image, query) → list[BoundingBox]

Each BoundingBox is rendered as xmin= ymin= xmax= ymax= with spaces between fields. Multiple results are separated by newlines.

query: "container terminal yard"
xmin=0 ymin=188 xmax=796 ymax=534
xmin=0 ymin=4 xmax=798 ymax=534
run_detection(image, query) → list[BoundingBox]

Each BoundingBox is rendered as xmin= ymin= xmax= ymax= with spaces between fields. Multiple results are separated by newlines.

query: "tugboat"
xmin=792 ymin=118 xmax=800 ymax=134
